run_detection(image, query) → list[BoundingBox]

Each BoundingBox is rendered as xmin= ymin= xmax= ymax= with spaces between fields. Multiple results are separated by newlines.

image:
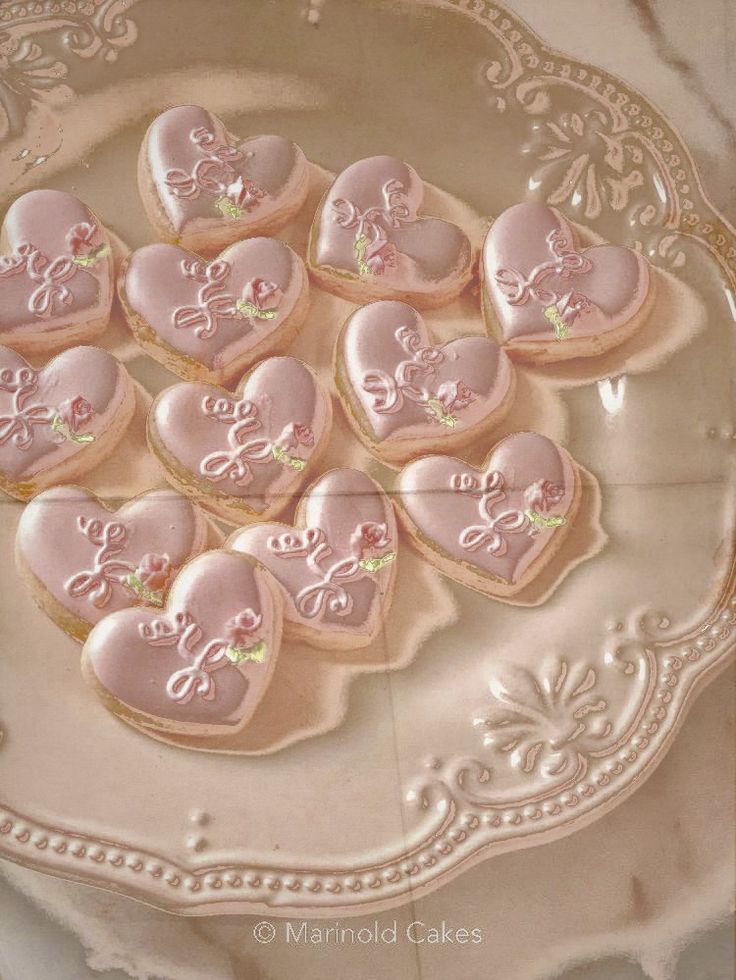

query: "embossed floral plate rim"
xmin=0 ymin=0 xmax=734 ymax=916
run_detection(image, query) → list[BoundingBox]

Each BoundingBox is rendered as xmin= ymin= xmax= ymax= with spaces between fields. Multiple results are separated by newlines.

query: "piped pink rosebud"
xmin=242 ymin=277 xmax=282 ymax=312
xmin=364 ymin=236 xmax=398 ymax=275
xmin=273 ymin=422 xmax=314 ymax=452
xmin=350 ymin=521 xmax=390 ymax=557
xmin=226 ymin=175 xmax=265 ymax=211
xmin=524 ymin=479 xmax=564 ymax=514
xmin=66 ymin=222 xmax=97 ymax=257
xmin=292 ymin=423 xmax=314 ymax=446
xmin=225 ymin=608 xmax=263 ymax=648
xmin=435 ymin=380 xmax=474 ymax=413
xmin=135 ymin=553 xmax=172 ymax=591
xmin=57 ymin=395 xmax=93 ymax=433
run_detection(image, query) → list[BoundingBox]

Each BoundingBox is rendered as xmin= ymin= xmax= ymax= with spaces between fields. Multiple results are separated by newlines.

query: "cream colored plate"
xmin=0 ymin=0 xmax=734 ymax=916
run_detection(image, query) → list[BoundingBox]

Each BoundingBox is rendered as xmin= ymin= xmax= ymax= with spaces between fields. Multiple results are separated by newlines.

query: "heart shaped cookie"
xmin=148 ymin=356 xmax=332 ymax=525
xmin=308 ymin=155 xmax=473 ymax=309
xmin=0 ymin=189 xmax=114 ymax=355
xmin=16 ymin=486 xmax=216 ymax=641
xmin=139 ymin=104 xmax=309 ymax=253
xmin=396 ymin=432 xmax=580 ymax=598
xmin=119 ymin=237 xmax=309 ymax=385
xmin=227 ymin=468 xmax=397 ymax=649
xmin=482 ymin=202 xmax=651 ymax=363
xmin=82 ymin=550 xmax=283 ymax=737
xmin=335 ymin=300 xmax=515 ymax=465
xmin=0 ymin=345 xmax=135 ymax=500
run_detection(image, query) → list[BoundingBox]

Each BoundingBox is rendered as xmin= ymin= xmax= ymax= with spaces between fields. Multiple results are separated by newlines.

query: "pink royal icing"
xmin=228 ymin=468 xmax=397 ymax=639
xmin=397 ymin=432 xmax=576 ymax=587
xmin=311 ymin=156 xmax=472 ymax=298
xmin=339 ymin=301 xmax=513 ymax=442
xmin=17 ymin=487 xmax=209 ymax=629
xmin=0 ymin=345 xmax=129 ymax=483
xmin=83 ymin=551 xmax=281 ymax=731
xmin=144 ymin=105 xmax=307 ymax=238
xmin=150 ymin=356 xmax=330 ymax=514
xmin=122 ymin=238 xmax=305 ymax=372
xmin=483 ymin=202 xmax=649 ymax=343
xmin=0 ymin=190 xmax=112 ymax=342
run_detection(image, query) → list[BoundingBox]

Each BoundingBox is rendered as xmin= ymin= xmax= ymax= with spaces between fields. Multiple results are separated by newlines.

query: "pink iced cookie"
xmin=16 ymin=486 xmax=216 ymax=641
xmin=0 ymin=345 xmax=135 ymax=500
xmin=139 ymin=104 xmax=309 ymax=254
xmin=482 ymin=202 xmax=652 ymax=363
xmin=0 ymin=190 xmax=114 ymax=356
xmin=82 ymin=550 xmax=283 ymax=737
xmin=396 ymin=432 xmax=581 ymax=598
xmin=148 ymin=355 xmax=332 ymax=525
xmin=308 ymin=155 xmax=474 ymax=309
xmin=335 ymin=300 xmax=515 ymax=465
xmin=227 ymin=468 xmax=397 ymax=650
xmin=119 ymin=237 xmax=309 ymax=385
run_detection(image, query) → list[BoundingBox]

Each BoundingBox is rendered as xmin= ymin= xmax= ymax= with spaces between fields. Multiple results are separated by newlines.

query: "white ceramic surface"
xmin=0 ymin=0 xmax=733 ymax=935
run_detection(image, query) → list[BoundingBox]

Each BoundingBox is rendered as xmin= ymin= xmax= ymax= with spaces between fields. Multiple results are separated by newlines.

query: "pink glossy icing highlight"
xmin=0 ymin=345 xmax=130 ymax=481
xmin=84 ymin=551 xmax=280 ymax=729
xmin=340 ymin=300 xmax=512 ymax=442
xmin=144 ymin=104 xmax=306 ymax=235
xmin=312 ymin=155 xmax=472 ymax=294
xmin=228 ymin=467 xmax=397 ymax=634
xmin=122 ymin=238 xmax=305 ymax=369
xmin=483 ymin=202 xmax=649 ymax=343
xmin=150 ymin=356 xmax=330 ymax=512
xmin=0 ymin=189 xmax=112 ymax=337
xmin=397 ymin=432 xmax=575 ymax=585
xmin=17 ymin=487 xmax=208 ymax=628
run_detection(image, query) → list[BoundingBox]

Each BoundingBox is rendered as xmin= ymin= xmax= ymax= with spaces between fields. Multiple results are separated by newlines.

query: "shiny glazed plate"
xmin=0 ymin=0 xmax=734 ymax=915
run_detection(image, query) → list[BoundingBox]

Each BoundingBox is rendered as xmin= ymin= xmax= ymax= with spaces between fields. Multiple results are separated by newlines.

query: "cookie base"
xmin=14 ymin=495 xmax=220 ymax=643
xmin=0 ymin=222 xmax=115 ymax=358
xmin=80 ymin=652 xmax=256 ymax=739
xmin=481 ymin=219 xmax=656 ymax=365
xmin=334 ymin=350 xmax=517 ymax=469
xmin=0 ymin=375 xmax=136 ymax=502
xmin=307 ymin=258 xmax=473 ymax=312
xmin=118 ymin=262 xmax=311 ymax=386
xmin=396 ymin=450 xmax=583 ymax=600
xmin=138 ymin=141 xmax=310 ymax=257
xmin=147 ymin=398 xmax=333 ymax=527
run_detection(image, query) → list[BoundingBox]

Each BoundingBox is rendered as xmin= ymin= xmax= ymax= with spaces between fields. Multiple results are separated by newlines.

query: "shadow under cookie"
xmin=125 ymin=545 xmax=457 ymax=755
xmin=517 ymin=265 xmax=706 ymax=389
xmin=84 ymin=381 xmax=169 ymax=500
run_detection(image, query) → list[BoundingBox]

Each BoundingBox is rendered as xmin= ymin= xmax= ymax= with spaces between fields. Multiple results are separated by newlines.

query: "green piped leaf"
xmin=225 ymin=640 xmax=266 ymax=664
xmin=51 ymin=416 xmax=96 ymax=445
xmin=125 ymin=573 xmax=164 ymax=607
xmin=72 ymin=243 xmax=111 ymax=268
xmin=355 ymin=234 xmax=371 ymax=276
xmin=271 ymin=445 xmax=306 ymax=470
xmin=235 ymin=300 xmax=278 ymax=320
xmin=358 ymin=552 xmax=396 ymax=573
xmin=543 ymin=305 xmax=569 ymax=340
xmin=426 ymin=398 xmax=458 ymax=429
xmin=526 ymin=509 xmax=566 ymax=529
xmin=215 ymin=196 xmax=243 ymax=219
